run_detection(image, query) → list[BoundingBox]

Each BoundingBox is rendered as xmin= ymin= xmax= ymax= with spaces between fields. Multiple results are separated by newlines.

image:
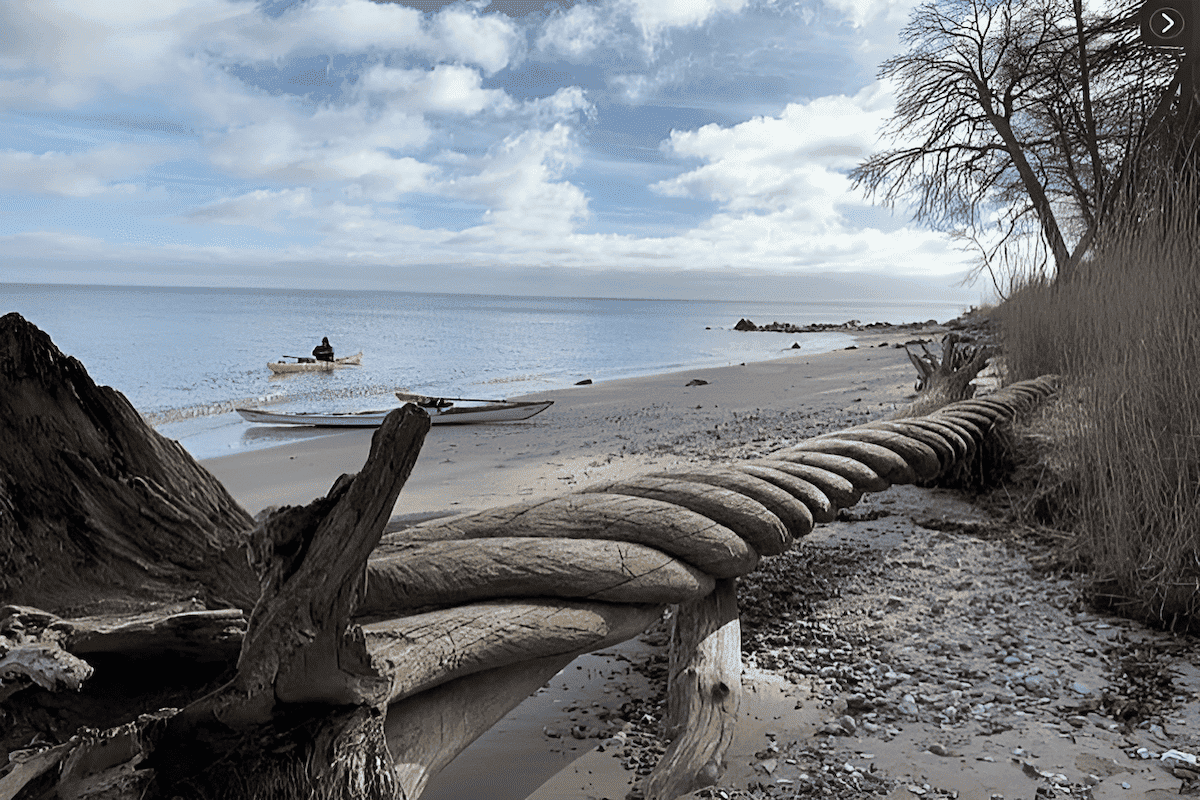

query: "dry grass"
xmin=994 ymin=189 xmax=1200 ymax=631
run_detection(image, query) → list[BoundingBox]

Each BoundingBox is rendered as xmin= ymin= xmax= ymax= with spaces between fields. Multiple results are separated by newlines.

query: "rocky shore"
xmin=523 ymin=378 xmax=1200 ymax=800
xmin=730 ymin=318 xmax=941 ymax=335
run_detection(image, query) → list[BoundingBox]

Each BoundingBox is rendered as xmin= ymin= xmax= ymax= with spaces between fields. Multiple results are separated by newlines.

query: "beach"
xmin=200 ymin=322 xmax=1200 ymax=800
xmin=201 ymin=327 xmax=922 ymax=518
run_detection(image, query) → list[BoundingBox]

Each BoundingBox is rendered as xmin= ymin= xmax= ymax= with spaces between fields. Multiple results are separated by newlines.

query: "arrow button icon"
xmin=1151 ymin=6 xmax=1186 ymax=38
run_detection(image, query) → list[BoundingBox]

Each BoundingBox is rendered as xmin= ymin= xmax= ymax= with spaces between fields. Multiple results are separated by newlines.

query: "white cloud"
xmin=214 ymin=0 xmax=518 ymax=74
xmin=0 ymin=0 xmax=977 ymax=288
xmin=0 ymin=0 xmax=247 ymax=107
xmin=822 ymin=0 xmax=920 ymax=29
xmin=652 ymin=89 xmax=889 ymax=222
xmin=538 ymin=4 xmax=612 ymax=59
xmin=188 ymin=187 xmax=313 ymax=230
xmin=622 ymin=0 xmax=749 ymax=49
xmin=440 ymin=124 xmax=588 ymax=236
xmin=0 ymin=0 xmax=520 ymax=112
xmin=359 ymin=64 xmax=512 ymax=115
xmin=431 ymin=4 xmax=522 ymax=75
xmin=209 ymin=102 xmax=434 ymax=198
xmin=0 ymin=144 xmax=176 ymax=196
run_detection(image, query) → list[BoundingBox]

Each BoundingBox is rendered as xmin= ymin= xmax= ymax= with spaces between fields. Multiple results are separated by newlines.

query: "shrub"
xmin=995 ymin=185 xmax=1200 ymax=630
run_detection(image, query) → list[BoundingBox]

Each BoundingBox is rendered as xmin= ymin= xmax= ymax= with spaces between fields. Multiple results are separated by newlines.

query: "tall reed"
xmin=997 ymin=182 xmax=1200 ymax=630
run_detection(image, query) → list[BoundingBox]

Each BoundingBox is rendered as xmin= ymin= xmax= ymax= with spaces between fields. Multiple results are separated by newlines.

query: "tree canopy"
xmin=852 ymin=0 xmax=1183 ymax=287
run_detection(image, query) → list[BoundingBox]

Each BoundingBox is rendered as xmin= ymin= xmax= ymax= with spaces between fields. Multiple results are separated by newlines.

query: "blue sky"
xmin=0 ymin=0 xmax=985 ymax=302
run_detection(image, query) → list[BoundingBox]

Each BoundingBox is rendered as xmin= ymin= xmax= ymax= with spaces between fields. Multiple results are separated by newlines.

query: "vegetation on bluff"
xmin=858 ymin=0 xmax=1200 ymax=630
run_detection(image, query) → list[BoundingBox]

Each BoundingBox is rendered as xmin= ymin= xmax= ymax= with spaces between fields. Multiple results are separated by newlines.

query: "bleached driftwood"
xmin=901 ymin=332 xmax=993 ymax=415
xmin=646 ymin=578 xmax=742 ymax=799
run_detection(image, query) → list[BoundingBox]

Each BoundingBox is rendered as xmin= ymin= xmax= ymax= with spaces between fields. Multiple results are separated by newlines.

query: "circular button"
xmin=1152 ymin=7 xmax=1186 ymax=38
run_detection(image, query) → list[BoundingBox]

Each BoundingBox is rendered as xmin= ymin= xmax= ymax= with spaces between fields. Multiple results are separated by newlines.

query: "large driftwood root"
xmin=3 ymin=406 xmax=432 ymax=800
xmin=903 ymin=331 xmax=994 ymax=414
xmin=0 ymin=313 xmax=258 ymax=616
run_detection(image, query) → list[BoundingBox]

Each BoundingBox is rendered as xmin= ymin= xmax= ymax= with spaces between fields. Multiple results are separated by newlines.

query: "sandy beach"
xmin=200 ymin=322 xmax=1200 ymax=800
xmin=201 ymin=327 xmax=923 ymax=518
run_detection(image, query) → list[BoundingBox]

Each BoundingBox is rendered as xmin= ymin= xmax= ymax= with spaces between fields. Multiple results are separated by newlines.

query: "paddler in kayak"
xmin=312 ymin=336 xmax=334 ymax=362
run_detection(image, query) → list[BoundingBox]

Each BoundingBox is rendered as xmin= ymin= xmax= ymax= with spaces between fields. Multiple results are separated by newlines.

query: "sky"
xmin=0 ymin=0 xmax=987 ymax=303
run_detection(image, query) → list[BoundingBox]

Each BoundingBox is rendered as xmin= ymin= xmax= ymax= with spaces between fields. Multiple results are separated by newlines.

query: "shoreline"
xmin=198 ymin=321 xmax=944 ymax=800
xmin=200 ymin=323 xmax=941 ymax=516
xmin=162 ymin=326 xmax=862 ymax=463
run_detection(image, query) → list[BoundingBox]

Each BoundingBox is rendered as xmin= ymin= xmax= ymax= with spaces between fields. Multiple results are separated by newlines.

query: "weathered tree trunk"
xmin=0 ymin=312 xmax=258 ymax=615
xmin=644 ymin=578 xmax=742 ymax=800
xmin=897 ymin=333 xmax=992 ymax=417
xmin=6 ymin=405 xmax=431 ymax=800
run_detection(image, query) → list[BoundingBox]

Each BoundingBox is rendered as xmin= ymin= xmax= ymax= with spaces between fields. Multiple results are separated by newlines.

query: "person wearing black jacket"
xmin=312 ymin=336 xmax=334 ymax=362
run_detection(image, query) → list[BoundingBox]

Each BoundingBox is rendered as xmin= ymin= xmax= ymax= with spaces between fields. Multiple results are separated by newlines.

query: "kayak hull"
xmin=236 ymin=400 xmax=553 ymax=427
xmin=267 ymin=352 xmax=363 ymax=373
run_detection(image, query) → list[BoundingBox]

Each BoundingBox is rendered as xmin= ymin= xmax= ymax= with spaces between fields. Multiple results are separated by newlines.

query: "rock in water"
xmin=734 ymin=318 xmax=757 ymax=331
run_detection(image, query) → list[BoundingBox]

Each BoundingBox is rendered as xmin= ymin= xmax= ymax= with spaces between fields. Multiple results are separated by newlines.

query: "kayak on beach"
xmin=267 ymin=351 xmax=363 ymax=374
xmin=235 ymin=399 xmax=553 ymax=427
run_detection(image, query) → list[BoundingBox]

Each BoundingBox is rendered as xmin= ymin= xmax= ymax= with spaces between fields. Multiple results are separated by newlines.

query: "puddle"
xmin=419 ymin=638 xmax=658 ymax=800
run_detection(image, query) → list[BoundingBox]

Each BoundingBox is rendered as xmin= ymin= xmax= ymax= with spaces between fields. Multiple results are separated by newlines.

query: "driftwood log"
xmin=0 ymin=312 xmax=1061 ymax=800
xmin=903 ymin=332 xmax=994 ymax=415
xmin=0 ymin=313 xmax=257 ymax=616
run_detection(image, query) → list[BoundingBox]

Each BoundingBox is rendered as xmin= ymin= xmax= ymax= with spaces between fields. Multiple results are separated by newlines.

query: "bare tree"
xmin=851 ymin=0 xmax=1180 ymax=286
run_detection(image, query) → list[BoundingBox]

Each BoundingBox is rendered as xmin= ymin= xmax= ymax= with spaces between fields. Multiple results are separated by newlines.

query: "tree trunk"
xmin=6 ymin=404 xmax=431 ymax=800
xmin=645 ymin=578 xmax=741 ymax=800
xmin=0 ymin=312 xmax=258 ymax=616
xmin=896 ymin=333 xmax=992 ymax=418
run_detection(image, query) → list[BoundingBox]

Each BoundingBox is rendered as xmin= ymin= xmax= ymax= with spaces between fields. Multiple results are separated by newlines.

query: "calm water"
xmin=3 ymin=284 xmax=968 ymax=458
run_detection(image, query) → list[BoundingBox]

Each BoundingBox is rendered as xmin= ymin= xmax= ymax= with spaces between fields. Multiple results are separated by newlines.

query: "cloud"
xmin=623 ymin=0 xmax=750 ymax=36
xmin=207 ymin=101 xmax=435 ymax=198
xmin=440 ymin=123 xmax=588 ymax=236
xmin=188 ymin=187 xmax=313 ymax=230
xmin=537 ymin=4 xmax=614 ymax=59
xmin=0 ymin=0 xmax=978 ymax=292
xmin=358 ymin=64 xmax=512 ymax=115
xmin=821 ymin=0 xmax=920 ymax=28
xmin=0 ymin=0 xmax=521 ymax=113
xmin=652 ymin=89 xmax=888 ymax=221
xmin=431 ymin=3 xmax=523 ymax=75
xmin=210 ymin=0 xmax=520 ymax=73
xmin=0 ymin=144 xmax=177 ymax=196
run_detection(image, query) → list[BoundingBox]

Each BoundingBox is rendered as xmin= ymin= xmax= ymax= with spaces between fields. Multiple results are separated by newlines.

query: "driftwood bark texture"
xmin=0 ymin=312 xmax=258 ymax=615
xmin=646 ymin=578 xmax=742 ymax=799
xmin=3 ymin=401 xmax=431 ymax=799
xmin=143 ymin=404 xmax=431 ymax=798
xmin=900 ymin=333 xmax=993 ymax=416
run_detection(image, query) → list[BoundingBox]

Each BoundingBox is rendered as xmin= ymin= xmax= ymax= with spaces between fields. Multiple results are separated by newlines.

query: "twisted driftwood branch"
xmin=368 ymin=375 xmax=1059 ymax=798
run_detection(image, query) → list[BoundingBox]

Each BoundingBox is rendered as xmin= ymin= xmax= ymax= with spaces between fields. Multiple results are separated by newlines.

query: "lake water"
xmin=2 ymin=283 xmax=968 ymax=459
